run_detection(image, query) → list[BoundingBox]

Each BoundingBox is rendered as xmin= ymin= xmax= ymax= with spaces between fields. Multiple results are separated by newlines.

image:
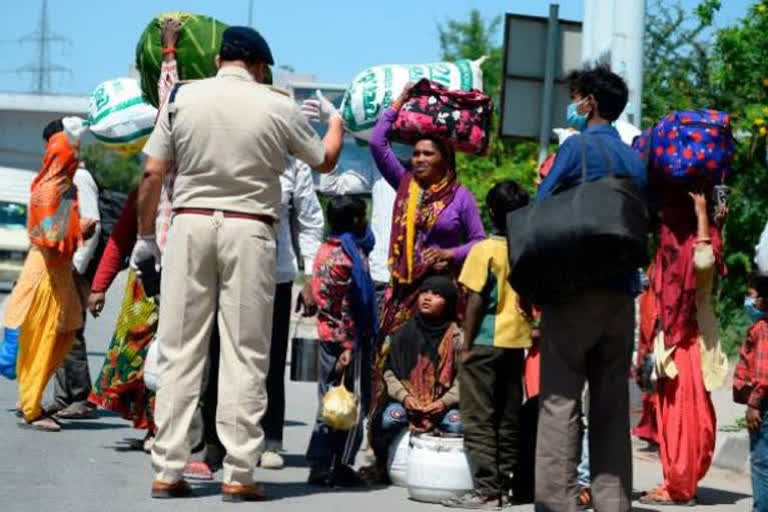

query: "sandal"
xmin=20 ymin=416 xmax=61 ymax=432
xmin=182 ymin=460 xmax=214 ymax=481
xmin=639 ymin=487 xmax=696 ymax=507
xmin=577 ymin=486 xmax=593 ymax=510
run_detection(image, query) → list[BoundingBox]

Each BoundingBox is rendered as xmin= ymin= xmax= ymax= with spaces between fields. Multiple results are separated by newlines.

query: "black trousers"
xmin=262 ymin=281 xmax=294 ymax=445
xmin=460 ymin=346 xmax=524 ymax=498
xmin=53 ymin=312 xmax=91 ymax=407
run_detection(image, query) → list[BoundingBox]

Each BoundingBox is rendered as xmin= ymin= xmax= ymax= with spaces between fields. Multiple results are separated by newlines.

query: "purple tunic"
xmin=370 ymin=107 xmax=485 ymax=263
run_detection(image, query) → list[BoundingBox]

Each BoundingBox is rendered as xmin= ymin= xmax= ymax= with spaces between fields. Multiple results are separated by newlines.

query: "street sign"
xmin=499 ymin=9 xmax=583 ymax=147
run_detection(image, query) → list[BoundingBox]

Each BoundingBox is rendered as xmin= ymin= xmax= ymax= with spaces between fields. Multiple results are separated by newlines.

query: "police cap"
xmin=219 ymin=26 xmax=274 ymax=66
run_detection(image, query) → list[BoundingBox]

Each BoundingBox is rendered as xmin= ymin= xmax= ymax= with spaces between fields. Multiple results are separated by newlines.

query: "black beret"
xmin=220 ymin=26 xmax=274 ymax=65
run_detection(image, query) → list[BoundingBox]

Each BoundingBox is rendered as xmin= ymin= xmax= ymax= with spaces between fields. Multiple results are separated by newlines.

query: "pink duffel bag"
xmin=390 ymin=78 xmax=493 ymax=156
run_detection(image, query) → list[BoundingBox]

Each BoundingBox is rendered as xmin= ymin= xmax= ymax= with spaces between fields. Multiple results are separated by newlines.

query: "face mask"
xmin=744 ymin=296 xmax=766 ymax=322
xmin=566 ymin=98 xmax=590 ymax=131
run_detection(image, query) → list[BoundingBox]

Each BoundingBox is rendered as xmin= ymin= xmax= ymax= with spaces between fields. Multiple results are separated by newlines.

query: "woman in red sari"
xmin=640 ymin=185 xmax=729 ymax=505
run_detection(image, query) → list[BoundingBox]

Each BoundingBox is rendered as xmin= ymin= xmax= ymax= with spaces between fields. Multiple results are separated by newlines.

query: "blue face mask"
xmin=745 ymin=296 xmax=766 ymax=322
xmin=566 ymin=98 xmax=589 ymax=131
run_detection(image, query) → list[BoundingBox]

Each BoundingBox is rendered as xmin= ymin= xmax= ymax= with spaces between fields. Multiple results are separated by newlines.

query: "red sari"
xmin=650 ymin=187 xmax=725 ymax=502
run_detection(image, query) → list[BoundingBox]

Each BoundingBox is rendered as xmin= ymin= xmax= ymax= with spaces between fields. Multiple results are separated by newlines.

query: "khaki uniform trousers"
xmin=535 ymin=290 xmax=634 ymax=512
xmin=151 ymin=211 xmax=276 ymax=485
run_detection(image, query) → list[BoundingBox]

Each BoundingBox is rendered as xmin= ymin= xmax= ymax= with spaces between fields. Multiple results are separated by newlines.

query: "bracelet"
xmin=162 ymin=47 xmax=176 ymax=56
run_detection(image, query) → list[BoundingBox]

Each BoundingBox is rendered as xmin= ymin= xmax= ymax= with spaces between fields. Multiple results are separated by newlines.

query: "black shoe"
xmin=307 ymin=466 xmax=333 ymax=487
xmin=332 ymin=464 xmax=367 ymax=488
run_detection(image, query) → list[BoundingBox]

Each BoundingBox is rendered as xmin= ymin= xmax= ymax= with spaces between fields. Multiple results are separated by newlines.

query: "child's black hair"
xmin=327 ymin=196 xmax=366 ymax=234
xmin=42 ymin=119 xmax=64 ymax=142
xmin=486 ymin=180 xmax=530 ymax=234
xmin=748 ymin=273 xmax=768 ymax=300
xmin=565 ymin=64 xmax=628 ymax=122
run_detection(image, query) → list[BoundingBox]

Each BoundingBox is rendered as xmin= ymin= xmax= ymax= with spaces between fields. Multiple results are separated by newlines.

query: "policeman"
xmin=130 ymin=26 xmax=344 ymax=501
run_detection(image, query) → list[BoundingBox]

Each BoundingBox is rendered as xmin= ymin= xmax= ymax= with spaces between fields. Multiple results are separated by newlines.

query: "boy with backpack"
xmin=444 ymin=180 xmax=533 ymax=509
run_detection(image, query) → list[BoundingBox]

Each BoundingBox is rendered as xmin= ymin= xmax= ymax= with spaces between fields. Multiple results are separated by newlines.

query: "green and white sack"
xmin=341 ymin=58 xmax=485 ymax=141
xmin=89 ymin=78 xmax=157 ymax=157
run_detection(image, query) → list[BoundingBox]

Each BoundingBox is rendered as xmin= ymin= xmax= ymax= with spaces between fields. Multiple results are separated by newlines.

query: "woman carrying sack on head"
xmin=639 ymin=185 xmax=729 ymax=506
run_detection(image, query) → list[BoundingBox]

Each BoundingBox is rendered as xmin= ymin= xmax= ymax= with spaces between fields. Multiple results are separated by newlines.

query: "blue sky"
xmin=0 ymin=0 xmax=751 ymax=96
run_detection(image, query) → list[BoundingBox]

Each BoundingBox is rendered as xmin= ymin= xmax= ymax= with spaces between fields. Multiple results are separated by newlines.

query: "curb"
xmin=713 ymin=431 xmax=750 ymax=473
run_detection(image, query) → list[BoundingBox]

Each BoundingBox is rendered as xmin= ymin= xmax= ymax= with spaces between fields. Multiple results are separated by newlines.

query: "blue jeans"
xmin=381 ymin=402 xmax=463 ymax=435
xmin=751 ymin=408 xmax=768 ymax=512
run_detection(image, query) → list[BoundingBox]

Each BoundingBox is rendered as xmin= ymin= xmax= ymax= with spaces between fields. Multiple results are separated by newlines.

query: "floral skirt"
xmin=88 ymin=270 xmax=158 ymax=431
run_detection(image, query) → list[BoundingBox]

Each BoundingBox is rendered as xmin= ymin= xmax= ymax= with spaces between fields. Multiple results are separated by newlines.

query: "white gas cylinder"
xmin=406 ymin=434 xmax=473 ymax=503
xmin=387 ymin=430 xmax=410 ymax=487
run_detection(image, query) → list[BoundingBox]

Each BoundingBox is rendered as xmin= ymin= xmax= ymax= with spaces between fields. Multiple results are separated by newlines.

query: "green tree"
xmin=437 ymin=8 xmax=539 ymax=223
xmin=641 ymin=0 xmax=721 ymax=126
xmin=81 ymin=142 xmax=142 ymax=193
xmin=438 ymin=9 xmax=503 ymax=102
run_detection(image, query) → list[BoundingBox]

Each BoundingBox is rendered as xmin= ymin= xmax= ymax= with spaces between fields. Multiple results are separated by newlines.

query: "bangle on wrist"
xmin=162 ymin=47 xmax=176 ymax=56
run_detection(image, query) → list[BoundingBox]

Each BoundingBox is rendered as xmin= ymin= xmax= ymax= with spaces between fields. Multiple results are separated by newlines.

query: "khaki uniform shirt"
xmin=143 ymin=66 xmax=325 ymax=218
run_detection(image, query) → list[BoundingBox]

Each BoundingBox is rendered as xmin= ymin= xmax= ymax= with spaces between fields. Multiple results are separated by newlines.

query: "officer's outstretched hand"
xmin=130 ymin=235 xmax=161 ymax=274
xmin=300 ymin=90 xmax=340 ymax=125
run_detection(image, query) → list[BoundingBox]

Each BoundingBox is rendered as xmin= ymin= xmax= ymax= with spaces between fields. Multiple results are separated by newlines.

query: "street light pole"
xmin=248 ymin=0 xmax=254 ymax=27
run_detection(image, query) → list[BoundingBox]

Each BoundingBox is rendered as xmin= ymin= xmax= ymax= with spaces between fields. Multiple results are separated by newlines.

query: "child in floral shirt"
xmin=306 ymin=196 xmax=376 ymax=488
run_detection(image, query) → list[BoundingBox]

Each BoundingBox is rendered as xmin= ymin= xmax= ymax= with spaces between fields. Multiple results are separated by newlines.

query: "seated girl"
xmin=379 ymin=275 xmax=463 ymax=441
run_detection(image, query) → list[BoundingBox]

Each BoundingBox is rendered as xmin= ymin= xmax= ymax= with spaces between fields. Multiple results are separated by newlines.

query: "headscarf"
xmin=385 ymin=276 xmax=458 ymax=405
xmin=388 ymin=163 xmax=459 ymax=286
xmin=334 ymin=226 xmax=377 ymax=347
xmin=27 ymin=131 xmax=81 ymax=260
xmin=652 ymin=186 xmax=725 ymax=348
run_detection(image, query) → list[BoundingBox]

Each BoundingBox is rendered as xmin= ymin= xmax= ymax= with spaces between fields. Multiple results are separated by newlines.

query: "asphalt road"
xmin=0 ymin=275 xmax=754 ymax=511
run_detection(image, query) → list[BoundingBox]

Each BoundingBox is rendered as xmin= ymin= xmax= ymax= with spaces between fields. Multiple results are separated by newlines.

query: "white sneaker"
xmin=260 ymin=450 xmax=285 ymax=470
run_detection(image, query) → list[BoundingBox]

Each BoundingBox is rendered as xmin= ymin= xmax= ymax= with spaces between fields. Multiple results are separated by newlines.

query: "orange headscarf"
xmin=26 ymin=131 xmax=81 ymax=260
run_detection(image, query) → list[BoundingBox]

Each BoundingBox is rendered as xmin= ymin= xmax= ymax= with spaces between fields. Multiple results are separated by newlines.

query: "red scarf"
xmin=652 ymin=189 xmax=725 ymax=348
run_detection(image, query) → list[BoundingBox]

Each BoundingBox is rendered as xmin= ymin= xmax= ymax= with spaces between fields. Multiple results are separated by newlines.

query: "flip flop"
xmin=639 ymin=489 xmax=696 ymax=507
xmin=19 ymin=417 xmax=61 ymax=432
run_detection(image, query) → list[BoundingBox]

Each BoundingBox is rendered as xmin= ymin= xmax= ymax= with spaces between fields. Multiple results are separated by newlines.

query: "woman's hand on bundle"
xmin=390 ymin=82 xmax=415 ymax=111
xmin=688 ymin=190 xmax=708 ymax=220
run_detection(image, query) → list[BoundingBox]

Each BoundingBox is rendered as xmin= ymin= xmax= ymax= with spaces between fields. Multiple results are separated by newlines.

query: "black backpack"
xmin=83 ymin=186 xmax=128 ymax=283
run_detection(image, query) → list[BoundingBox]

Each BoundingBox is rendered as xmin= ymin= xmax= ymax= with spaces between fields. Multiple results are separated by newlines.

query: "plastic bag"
xmin=321 ymin=382 xmax=358 ymax=431
xmin=143 ymin=336 xmax=160 ymax=391
xmin=0 ymin=328 xmax=19 ymax=380
xmin=341 ymin=58 xmax=485 ymax=141
xmin=89 ymin=78 xmax=158 ymax=157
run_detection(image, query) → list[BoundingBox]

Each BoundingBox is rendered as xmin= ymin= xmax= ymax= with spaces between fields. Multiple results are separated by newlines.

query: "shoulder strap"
xmin=167 ymin=82 xmax=185 ymax=131
xmin=579 ymin=134 xmax=616 ymax=183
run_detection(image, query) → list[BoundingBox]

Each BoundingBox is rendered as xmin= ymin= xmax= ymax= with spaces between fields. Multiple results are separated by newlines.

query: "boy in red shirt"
xmin=733 ymin=274 xmax=768 ymax=510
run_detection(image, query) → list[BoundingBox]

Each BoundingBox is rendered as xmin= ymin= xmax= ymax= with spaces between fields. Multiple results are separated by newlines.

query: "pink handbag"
xmin=390 ymin=78 xmax=493 ymax=156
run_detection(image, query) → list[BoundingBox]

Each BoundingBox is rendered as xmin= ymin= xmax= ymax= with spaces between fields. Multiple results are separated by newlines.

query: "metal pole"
xmin=537 ymin=4 xmax=559 ymax=166
xmin=248 ymin=0 xmax=254 ymax=27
